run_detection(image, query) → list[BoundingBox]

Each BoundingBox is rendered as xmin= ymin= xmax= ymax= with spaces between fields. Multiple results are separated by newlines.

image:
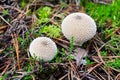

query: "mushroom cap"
xmin=29 ymin=37 xmax=57 ymax=61
xmin=61 ymin=12 xmax=97 ymax=46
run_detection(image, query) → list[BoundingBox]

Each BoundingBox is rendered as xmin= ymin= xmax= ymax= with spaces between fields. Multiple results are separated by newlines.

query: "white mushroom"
xmin=61 ymin=12 xmax=97 ymax=46
xmin=29 ymin=37 xmax=57 ymax=61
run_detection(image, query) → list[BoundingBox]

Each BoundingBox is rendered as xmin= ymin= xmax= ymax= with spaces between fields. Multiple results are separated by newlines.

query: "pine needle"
xmin=11 ymin=33 xmax=21 ymax=70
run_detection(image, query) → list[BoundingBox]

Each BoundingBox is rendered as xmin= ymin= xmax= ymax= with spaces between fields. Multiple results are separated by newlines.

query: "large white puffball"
xmin=61 ymin=12 xmax=97 ymax=46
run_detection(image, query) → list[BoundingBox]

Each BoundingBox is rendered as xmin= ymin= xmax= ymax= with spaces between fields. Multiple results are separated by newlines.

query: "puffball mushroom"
xmin=29 ymin=37 xmax=57 ymax=61
xmin=61 ymin=12 xmax=97 ymax=46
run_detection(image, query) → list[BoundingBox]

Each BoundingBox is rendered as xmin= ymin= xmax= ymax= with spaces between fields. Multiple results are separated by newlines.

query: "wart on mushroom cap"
xmin=29 ymin=37 xmax=57 ymax=61
xmin=61 ymin=12 xmax=97 ymax=46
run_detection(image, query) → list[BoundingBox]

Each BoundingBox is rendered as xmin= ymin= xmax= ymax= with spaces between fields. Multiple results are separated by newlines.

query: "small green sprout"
xmin=86 ymin=58 xmax=93 ymax=65
xmin=67 ymin=54 xmax=74 ymax=60
xmin=20 ymin=0 xmax=27 ymax=9
xmin=3 ymin=9 xmax=8 ymax=16
xmin=69 ymin=36 xmax=74 ymax=54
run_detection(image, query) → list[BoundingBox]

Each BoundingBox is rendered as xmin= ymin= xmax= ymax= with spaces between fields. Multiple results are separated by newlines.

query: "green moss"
xmin=105 ymin=35 xmax=120 ymax=54
xmin=85 ymin=0 xmax=120 ymax=27
xmin=22 ymin=75 xmax=33 ymax=80
xmin=40 ymin=25 xmax=61 ymax=38
xmin=36 ymin=6 xmax=51 ymax=24
xmin=86 ymin=58 xmax=93 ymax=65
xmin=69 ymin=37 xmax=74 ymax=54
xmin=20 ymin=0 xmax=28 ymax=9
xmin=0 ymin=74 xmax=7 ymax=80
xmin=106 ymin=58 xmax=120 ymax=70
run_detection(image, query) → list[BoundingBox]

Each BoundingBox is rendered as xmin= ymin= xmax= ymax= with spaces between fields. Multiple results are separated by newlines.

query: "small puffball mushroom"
xmin=29 ymin=37 xmax=57 ymax=61
xmin=61 ymin=12 xmax=97 ymax=46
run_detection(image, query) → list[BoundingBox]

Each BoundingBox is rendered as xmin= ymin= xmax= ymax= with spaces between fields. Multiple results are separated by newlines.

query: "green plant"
xmin=54 ymin=56 xmax=62 ymax=63
xmin=3 ymin=9 xmax=8 ymax=16
xmin=60 ymin=0 xmax=68 ymax=8
xmin=85 ymin=0 xmax=120 ymax=56
xmin=54 ymin=48 xmax=66 ymax=62
xmin=53 ymin=48 xmax=66 ymax=63
xmin=22 ymin=75 xmax=33 ymax=80
xmin=105 ymin=35 xmax=120 ymax=54
xmin=86 ymin=58 xmax=93 ymax=65
xmin=67 ymin=54 xmax=74 ymax=60
xmin=0 ymin=74 xmax=7 ymax=80
xmin=39 ymin=65 xmax=44 ymax=72
xmin=36 ymin=6 xmax=51 ymax=24
xmin=69 ymin=37 xmax=74 ymax=54
xmin=20 ymin=0 xmax=27 ymax=9
xmin=3 ymin=46 xmax=14 ymax=56
xmin=61 ymin=48 xmax=66 ymax=57
xmin=106 ymin=58 xmax=120 ymax=70
xmin=85 ymin=0 xmax=120 ymax=41
xmin=23 ymin=57 xmax=37 ymax=72
xmin=40 ymin=25 xmax=61 ymax=38
xmin=101 ymin=51 xmax=107 ymax=60
xmin=23 ymin=62 xmax=34 ymax=72
xmin=18 ymin=32 xmax=32 ymax=50
xmin=23 ymin=63 xmax=34 ymax=72
xmin=85 ymin=1 xmax=120 ymax=26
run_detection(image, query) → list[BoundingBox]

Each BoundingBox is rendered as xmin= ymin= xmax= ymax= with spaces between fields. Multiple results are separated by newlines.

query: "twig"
xmin=69 ymin=61 xmax=80 ymax=78
xmin=0 ymin=62 xmax=10 ymax=76
xmin=100 ymin=66 xmax=113 ymax=80
xmin=92 ymin=70 xmax=106 ymax=80
xmin=109 ymin=67 xmax=120 ymax=73
xmin=94 ymin=42 xmax=106 ymax=65
xmin=68 ymin=69 xmax=71 ymax=80
xmin=3 ymin=5 xmax=24 ymax=13
xmin=11 ymin=33 xmax=21 ymax=70
xmin=105 ymin=27 xmax=120 ymax=39
xmin=0 ymin=26 xmax=7 ymax=30
xmin=59 ymin=73 xmax=68 ymax=80
xmin=0 ymin=52 xmax=10 ymax=60
xmin=115 ymin=73 xmax=120 ymax=80
xmin=92 ymin=56 xmax=120 ymax=59
xmin=54 ymin=38 xmax=70 ymax=45
xmin=93 ymin=0 xmax=112 ymax=5
xmin=14 ymin=69 xmax=39 ymax=80
xmin=54 ymin=39 xmax=69 ymax=50
xmin=81 ymin=62 xmax=102 ymax=79
xmin=0 ymin=15 xmax=12 ymax=27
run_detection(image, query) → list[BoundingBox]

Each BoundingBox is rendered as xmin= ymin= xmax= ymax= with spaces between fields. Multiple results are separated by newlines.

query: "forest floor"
xmin=0 ymin=0 xmax=120 ymax=80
